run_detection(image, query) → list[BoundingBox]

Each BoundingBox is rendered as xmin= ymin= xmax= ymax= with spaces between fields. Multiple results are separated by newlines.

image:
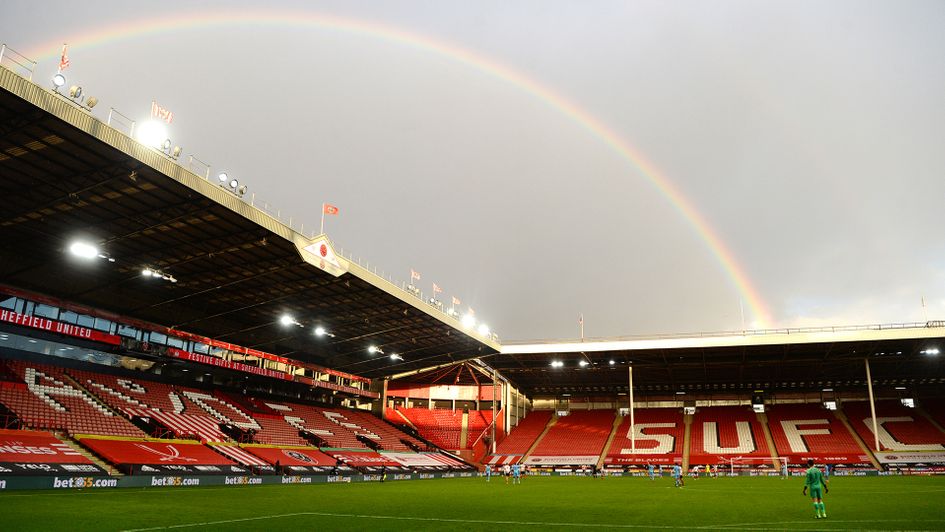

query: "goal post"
xmin=724 ymin=456 xmax=788 ymax=477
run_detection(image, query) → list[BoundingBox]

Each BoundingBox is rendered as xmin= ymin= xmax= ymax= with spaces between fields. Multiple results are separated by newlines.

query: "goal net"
xmin=724 ymin=456 xmax=789 ymax=477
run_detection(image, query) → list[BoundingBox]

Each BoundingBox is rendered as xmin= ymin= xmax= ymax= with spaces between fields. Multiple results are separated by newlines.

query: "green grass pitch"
xmin=2 ymin=475 xmax=944 ymax=531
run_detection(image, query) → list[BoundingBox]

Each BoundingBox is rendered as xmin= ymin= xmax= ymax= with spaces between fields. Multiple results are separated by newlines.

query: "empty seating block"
xmin=842 ymin=400 xmax=945 ymax=451
xmin=493 ymin=410 xmax=552 ymax=456
xmin=689 ymin=406 xmax=770 ymax=464
xmin=766 ymin=403 xmax=863 ymax=463
xmin=397 ymin=408 xmax=463 ymax=449
xmin=605 ymin=408 xmax=683 ymax=465
xmin=0 ymin=361 xmax=143 ymax=438
xmin=531 ymin=410 xmax=616 ymax=457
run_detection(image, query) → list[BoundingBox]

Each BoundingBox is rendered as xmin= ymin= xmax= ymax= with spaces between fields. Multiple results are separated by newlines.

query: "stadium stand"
xmin=604 ymin=408 xmax=684 ymax=466
xmin=689 ymin=406 xmax=771 ymax=464
xmin=76 ymin=435 xmax=244 ymax=475
xmin=765 ymin=403 xmax=867 ymax=464
xmin=0 ymin=361 xmax=143 ymax=438
xmin=0 ymin=428 xmax=108 ymax=475
xmin=396 ymin=408 xmax=463 ymax=449
xmin=70 ymin=369 xmax=259 ymax=443
xmin=485 ymin=410 xmax=552 ymax=464
xmin=527 ymin=410 xmax=616 ymax=464
xmin=842 ymin=400 xmax=945 ymax=451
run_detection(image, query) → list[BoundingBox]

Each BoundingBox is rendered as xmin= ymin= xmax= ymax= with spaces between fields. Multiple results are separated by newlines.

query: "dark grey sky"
xmin=4 ymin=0 xmax=944 ymax=340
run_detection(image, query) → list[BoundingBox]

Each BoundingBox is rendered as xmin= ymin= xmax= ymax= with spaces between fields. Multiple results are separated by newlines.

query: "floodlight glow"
xmin=390 ymin=353 xmax=403 ymax=361
xmin=217 ymin=172 xmax=228 ymax=183
xmin=228 ymin=178 xmax=239 ymax=189
xmin=279 ymin=315 xmax=298 ymax=327
xmin=368 ymin=345 xmax=384 ymax=355
xmin=578 ymin=360 xmax=589 ymax=367
xmin=477 ymin=323 xmax=490 ymax=336
xmin=922 ymin=347 xmax=940 ymax=355
xmin=141 ymin=268 xmax=153 ymax=277
xmin=161 ymin=139 xmax=172 ymax=151
xmin=550 ymin=360 xmax=564 ymax=368
xmin=136 ymin=120 xmax=168 ymax=148
xmin=609 ymin=360 xmax=615 ymax=365
xmin=461 ymin=314 xmax=475 ymax=329
xmin=52 ymin=73 xmax=66 ymax=88
xmin=69 ymin=241 xmax=99 ymax=259
xmin=315 ymin=326 xmax=327 ymax=337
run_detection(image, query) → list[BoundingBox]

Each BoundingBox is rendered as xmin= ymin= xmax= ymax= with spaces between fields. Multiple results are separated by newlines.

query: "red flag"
xmin=58 ymin=44 xmax=70 ymax=72
xmin=410 ymin=269 xmax=421 ymax=281
xmin=452 ymin=296 xmax=461 ymax=306
xmin=323 ymin=203 xmax=339 ymax=215
xmin=433 ymin=283 xmax=442 ymax=294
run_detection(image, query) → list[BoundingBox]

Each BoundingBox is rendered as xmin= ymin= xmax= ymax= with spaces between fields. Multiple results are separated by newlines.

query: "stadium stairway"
xmin=833 ymin=407 xmax=882 ymax=469
xmin=520 ymin=413 xmax=556 ymax=463
xmin=597 ymin=414 xmax=624 ymax=469
xmin=58 ymin=434 xmax=122 ymax=476
xmin=755 ymin=412 xmax=783 ymax=469
xmin=681 ymin=412 xmax=692 ymax=470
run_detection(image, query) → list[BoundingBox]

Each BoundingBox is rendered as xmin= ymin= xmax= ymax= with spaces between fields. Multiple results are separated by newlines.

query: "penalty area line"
xmin=121 ymin=511 xmax=701 ymax=530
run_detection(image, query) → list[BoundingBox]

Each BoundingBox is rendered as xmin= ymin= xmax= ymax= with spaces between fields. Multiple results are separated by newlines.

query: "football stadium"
xmin=2 ymin=7 xmax=945 ymax=531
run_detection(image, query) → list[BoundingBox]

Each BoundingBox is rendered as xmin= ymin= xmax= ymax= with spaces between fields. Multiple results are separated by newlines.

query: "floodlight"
xmin=161 ymin=139 xmax=172 ymax=152
xmin=228 ymin=178 xmax=239 ymax=189
xmin=141 ymin=268 xmax=153 ymax=277
xmin=315 ymin=326 xmax=326 ymax=337
xmin=52 ymin=73 xmax=66 ymax=88
xmin=279 ymin=314 xmax=300 ymax=327
xmin=390 ymin=353 xmax=403 ymax=361
xmin=578 ymin=360 xmax=589 ymax=367
xmin=68 ymin=85 xmax=82 ymax=99
xmin=237 ymin=185 xmax=247 ymax=197
xmin=368 ymin=345 xmax=384 ymax=355
xmin=136 ymin=120 xmax=168 ymax=148
xmin=609 ymin=360 xmax=615 ymax=365
xmin=477 ymin=323 xmax=490 ymax=336
xmin=675 ymin=391 xmax=686 ymax=395
xmin=69 ymin=241 xmax=99 ymax=259
xmin=171 ymin=146 xmax=182 ymax=159
xmin=85 ymin=96 xmax=98 ymax=109
xmin=550 ymin=360 xmax=564 ymax=368
xmin=922 ymin=347 xmax=940 ymax=355
xmin=217 ymin=172 xmax=228 ymax=183
xmin=461 ymin=314 xmax=475 ymax=329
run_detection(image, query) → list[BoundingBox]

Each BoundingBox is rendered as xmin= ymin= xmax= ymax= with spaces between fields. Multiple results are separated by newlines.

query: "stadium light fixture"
xmin=279 ymin=314 xmax=301 ymax=327
xmin=675 ymin=391 xmax=686 ymax=395
xmin=52 ymin=73 xmax=66 ymax=89
xmin=608 ymin=360 xmax=615 ymax=366
xmin=368 ymin=345 xmax=384 ymax=355
xmin=578 ymin=360 xmax=589 ymax=367
xmin=136 ymin=120 xmax=168 ymax=149
xmin=141 ymin=267 xmax=177 ymax=283
xmin=68 ymin=85 xmax=82 ymax=99
xmin=217 ymin=172 xmax=229 ymax=184
xmin=921 ymin=347 xmax=940 ymax=355
xmin=228 ymin=177 xmax=239 ymax=189
xmin=550 ymin=360 xmax=564 ymax=368
xmin=477 ymin=323 xmax=490 ymax=336
xmin=314 ymin=326 xmax=335 ymax=338
xmin=461 ymin=313 xmax=475 ymax=329
xmin=85 ymin=96 xmax=98 ymax=110
xmin=389 ymin=353 xmax=403 ymax=361
xmin=69 ymin=241 xmax=99 ymax=260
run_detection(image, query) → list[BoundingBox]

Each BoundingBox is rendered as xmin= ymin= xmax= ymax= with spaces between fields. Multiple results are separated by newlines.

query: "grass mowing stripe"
xmin=121 ymin=511 xmax=693 ymax=530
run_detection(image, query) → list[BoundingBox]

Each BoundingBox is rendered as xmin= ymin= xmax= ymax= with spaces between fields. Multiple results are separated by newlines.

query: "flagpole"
xmin=320 ymin=203 xmax=325 ymax=235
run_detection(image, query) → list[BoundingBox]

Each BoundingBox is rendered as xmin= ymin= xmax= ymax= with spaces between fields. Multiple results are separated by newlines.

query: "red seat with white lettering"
xmin=842 ymin=400 xmax=945 ymax=451
xmin=0 ymin=361 xmax=143 ymax=438
xmin=688 ymin=406 xmax=770 ymax=464
xmin=0 ymin=428 xmax=107 ymax=475
xmin=604 ymin=408 xmax=684 ymax=466
xmin=766 ymin=403 xmax=865 ymax=464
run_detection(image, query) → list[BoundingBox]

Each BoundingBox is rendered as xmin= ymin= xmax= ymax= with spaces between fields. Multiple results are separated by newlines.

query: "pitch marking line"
xmin=120 ymin=513 xmax=945 ymax=532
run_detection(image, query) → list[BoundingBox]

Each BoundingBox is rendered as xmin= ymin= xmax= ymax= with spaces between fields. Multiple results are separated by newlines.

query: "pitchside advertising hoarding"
xmin=874 ymin=452 xmax=945 ymax=464
xmin=525 ymin=455 xmax=599 ymax=466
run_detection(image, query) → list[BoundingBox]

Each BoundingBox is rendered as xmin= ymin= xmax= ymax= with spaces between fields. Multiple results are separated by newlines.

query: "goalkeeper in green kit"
xmin=801 ymin=459 xmax=829 ymax=519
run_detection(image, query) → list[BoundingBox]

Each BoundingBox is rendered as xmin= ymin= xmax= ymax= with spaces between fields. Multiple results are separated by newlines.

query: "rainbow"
xmin=23 ymin=9 xmax=773 ymax=328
